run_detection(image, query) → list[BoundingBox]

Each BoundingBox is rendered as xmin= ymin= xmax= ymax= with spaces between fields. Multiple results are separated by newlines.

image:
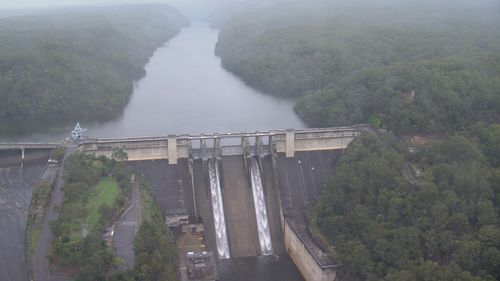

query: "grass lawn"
xmin=86 ymin=178 xmax=120 ymax=233
xmin=31 ymin=225 xmax=41 ymax=256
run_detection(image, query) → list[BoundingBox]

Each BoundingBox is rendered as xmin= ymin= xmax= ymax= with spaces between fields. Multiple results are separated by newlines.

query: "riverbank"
xmin=0 ymin=23 xmax=304 ymax=143
xmin=0 ymin=4 xmax=188 ymax=136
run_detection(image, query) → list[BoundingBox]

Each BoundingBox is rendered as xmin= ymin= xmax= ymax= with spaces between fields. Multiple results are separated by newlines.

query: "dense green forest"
xmin=217 ymin=1 xmax=500 ymax=279
xmin=296 ymin=55 xmax=500 ymax=134
xmin=310 ymin=127 xmax=500 ymax=281
xmin=0 ymin=4 xmax=187 ymax=124
xmin=216 ymin=0 xmax=500 ymax=134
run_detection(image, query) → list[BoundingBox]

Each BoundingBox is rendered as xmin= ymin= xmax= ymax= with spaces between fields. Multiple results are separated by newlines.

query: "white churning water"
xmin=208 ymin=159 xmax=230 ymax=259
xmin=249 ymin=157 xmax=273 ymax=255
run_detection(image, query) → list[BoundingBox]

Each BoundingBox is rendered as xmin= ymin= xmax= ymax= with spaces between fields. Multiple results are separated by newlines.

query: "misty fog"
xmin=0 ymin=0 xmax=499 ymax=281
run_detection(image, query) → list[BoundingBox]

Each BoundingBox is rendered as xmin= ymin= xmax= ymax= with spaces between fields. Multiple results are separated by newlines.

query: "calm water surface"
xmin=1 ymin=22 xmax=304 ymax=142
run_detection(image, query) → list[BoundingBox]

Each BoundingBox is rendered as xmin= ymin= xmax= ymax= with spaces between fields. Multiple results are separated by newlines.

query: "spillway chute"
xmin=249 ymin=157 xmax=273 ymax=255
xmin=208 ymin=159 xmax=230 ymax=259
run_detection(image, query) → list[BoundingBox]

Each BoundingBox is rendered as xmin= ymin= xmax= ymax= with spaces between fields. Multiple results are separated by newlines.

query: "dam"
xmin=0 ymin=126 xmax=369 ymax=280
xmin=0 ymin=139 xmax=354 ymax=278
xmin=78 ymin=125 xmax=369 ymax=281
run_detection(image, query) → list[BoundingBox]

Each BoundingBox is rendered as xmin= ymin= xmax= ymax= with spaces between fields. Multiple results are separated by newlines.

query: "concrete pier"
xmin=192 ymin=159 xmax=219 ymax=259
xmin=221 ymin=156 xmax=260 ymax=257
xmin=168 ymin=135 xmax=178 ymax=164
xmin=285 ymin=129 xmax=295 ymax=157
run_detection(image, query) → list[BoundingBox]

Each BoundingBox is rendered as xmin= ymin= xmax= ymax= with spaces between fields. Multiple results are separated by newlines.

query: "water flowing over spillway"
xmin=250 ymin=157 xmax=273 ymax=255
xmin=208 ymin=159 xmax=230 ymax=259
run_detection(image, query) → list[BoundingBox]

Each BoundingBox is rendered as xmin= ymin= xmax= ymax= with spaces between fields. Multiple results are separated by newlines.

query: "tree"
xmin=112 ymin=147 xmax=128 ymax=161
xmin=311 ymin=133 xmax=500 ymax=280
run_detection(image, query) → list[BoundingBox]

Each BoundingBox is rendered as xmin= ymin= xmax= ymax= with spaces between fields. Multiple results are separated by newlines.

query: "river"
xmin=0 ymin=22 xmax=304 ymax=142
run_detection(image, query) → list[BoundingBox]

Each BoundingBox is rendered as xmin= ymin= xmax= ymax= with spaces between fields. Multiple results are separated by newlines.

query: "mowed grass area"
xmin=66 ymin=177 xmax=120 ymax=239
xmin=87 ymin=178 xmax=119 ymax=232
xmin=30 ymin=226 xmax=41 ymax=256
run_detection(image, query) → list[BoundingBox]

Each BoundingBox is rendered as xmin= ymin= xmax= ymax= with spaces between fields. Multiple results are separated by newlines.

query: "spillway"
xmin=249 ymin=157 xmax=273 ymax=255
xmin=208 ymin=159 xmax=230 ymax=259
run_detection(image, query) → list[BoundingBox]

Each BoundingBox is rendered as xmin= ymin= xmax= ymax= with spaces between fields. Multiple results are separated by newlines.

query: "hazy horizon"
xmin=1 ymin=0 xmax=497 ymax=12
xmin=0 ymin=0 xmax=250 ymax=10
xmin=0 ymin=0 xmax=172 ymax=10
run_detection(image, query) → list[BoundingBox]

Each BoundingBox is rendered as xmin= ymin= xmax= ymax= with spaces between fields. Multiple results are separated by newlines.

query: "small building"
xmin=186 ymin=251 xmax=219 ymax=281
xmin=165 ymin=208 xmax=189 ymax=227
xmin=182 ymin=223 xmax=204 ymax=234
xmin=102 ymin=226 xmax=114 ymax=246
xmin=401 ymin=90 xmax=416 ymax=103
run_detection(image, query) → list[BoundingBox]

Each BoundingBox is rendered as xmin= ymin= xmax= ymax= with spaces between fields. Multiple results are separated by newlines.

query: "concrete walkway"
xmin=33 ymin=146 xmax=76 ymax=281
xmin=112 ymin=177 xmax=142 ymax=272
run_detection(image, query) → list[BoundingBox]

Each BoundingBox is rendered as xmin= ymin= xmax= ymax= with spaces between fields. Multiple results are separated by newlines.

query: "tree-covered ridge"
xmin=310 ymin=129 xmax=500 ymax=281
xmin=0 ymin=4 xmax=187 ymax=122
xmin=216 ymin=0 xmax=500 ymax=134
xmin=295 ymin=55 xmax=500 ymax=134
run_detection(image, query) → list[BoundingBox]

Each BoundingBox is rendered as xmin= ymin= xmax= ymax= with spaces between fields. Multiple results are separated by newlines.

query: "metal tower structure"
xmin=71 ymin=122 xmax=87 ymax=142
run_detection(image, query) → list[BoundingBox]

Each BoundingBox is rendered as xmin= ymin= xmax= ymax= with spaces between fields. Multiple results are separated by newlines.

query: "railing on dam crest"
xmin=78 ymin=125 xmax=371 ymax=163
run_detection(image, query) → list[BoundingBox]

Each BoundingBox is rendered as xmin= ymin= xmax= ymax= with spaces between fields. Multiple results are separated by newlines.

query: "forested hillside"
xmin=311 ymin=129 xmax=500 ymax=281
xmin=216 ymin=0 xmax=500 ymax=134
xmin=0 ymin=5 xmax=188 ymax=123
xmin=296 ymin=55 xmax=500 ymax=134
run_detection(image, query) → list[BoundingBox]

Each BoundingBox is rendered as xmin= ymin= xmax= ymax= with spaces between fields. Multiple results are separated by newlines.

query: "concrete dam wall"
xmin=79 ymin=126 xmax=368 ymax=281
xmin=128 ymin=159 xmax=196 ymax=218
xmin=127 ymin=150 xmax=343 ymax=280
xmin=0 ymin=126 xmax=366 ymax=281
xmin=0 ymin=148 xmax=55 ymax=168
xmin=0 ymin=150 xmax=51 ymax=281
xmin=276 ymin=151 xmax=343 ymax=281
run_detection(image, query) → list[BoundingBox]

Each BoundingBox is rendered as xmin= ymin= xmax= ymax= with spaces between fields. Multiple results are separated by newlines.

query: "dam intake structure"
xmin=208 ymin=159 xmax=230 ymax=259
xmin=249 ymin=157 xmax=273 ymax=255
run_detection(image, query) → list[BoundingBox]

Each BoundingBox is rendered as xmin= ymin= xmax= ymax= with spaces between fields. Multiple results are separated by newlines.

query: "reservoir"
xmin=0 ymin=22 xmax=304 ymax=142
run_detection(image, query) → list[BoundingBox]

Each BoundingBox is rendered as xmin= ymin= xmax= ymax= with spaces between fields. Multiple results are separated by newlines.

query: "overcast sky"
xmin=0 ymin=0 xmax=168 ymax=9
xmin=0 ymin=0 xmax=250 ymax=10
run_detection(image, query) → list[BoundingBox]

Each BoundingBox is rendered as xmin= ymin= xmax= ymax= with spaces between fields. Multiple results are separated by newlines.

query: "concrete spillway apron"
xmin=208 ymin=159 xmax=230 ymax=259
xmin=249 ymin=157 xmax=273 ymax=255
